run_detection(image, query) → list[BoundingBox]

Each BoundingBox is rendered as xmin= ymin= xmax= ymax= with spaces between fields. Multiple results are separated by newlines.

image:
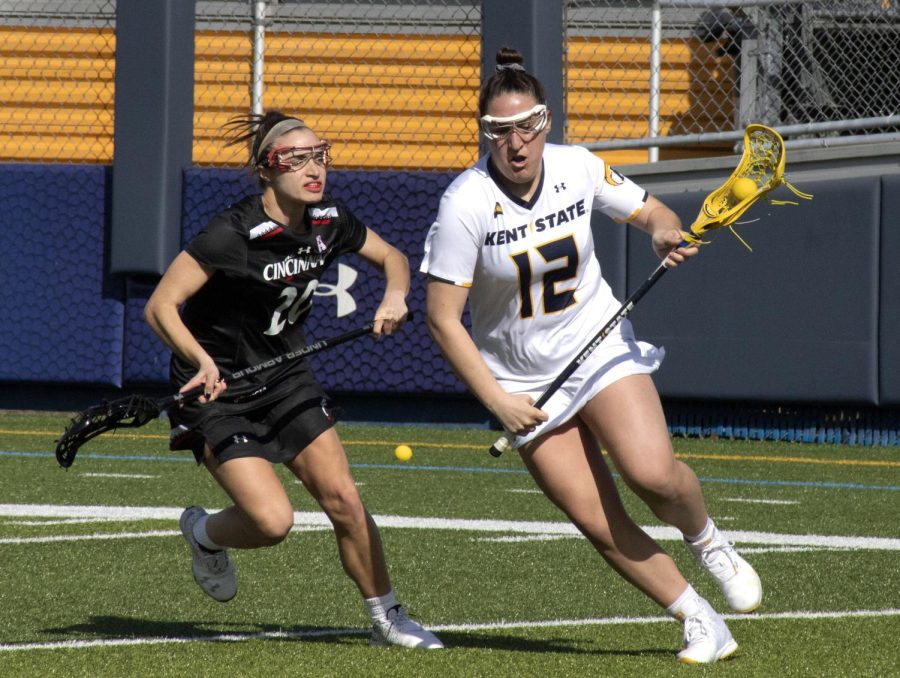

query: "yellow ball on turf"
xmin=731 ymin=177 xmax=757 ymax=201
xmin=394 ymin=444 xmax=413 ymax=461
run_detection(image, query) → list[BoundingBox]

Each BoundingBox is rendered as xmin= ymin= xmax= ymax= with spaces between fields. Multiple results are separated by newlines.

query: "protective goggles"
xmin=263 ymin=142 xmax=332 ymax=172
xmin=479 ymin=104 xmax=549 ymax=141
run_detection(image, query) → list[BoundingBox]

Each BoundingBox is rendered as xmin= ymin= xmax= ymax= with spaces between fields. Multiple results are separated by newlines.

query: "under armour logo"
xmin=232 ymin=434 xmax=249 ymax=444
xmin=314 ymin=262 xmax=358 ymax=317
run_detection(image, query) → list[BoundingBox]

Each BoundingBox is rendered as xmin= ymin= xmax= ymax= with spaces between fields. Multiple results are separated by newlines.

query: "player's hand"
xmin=654 ymin=229 xmax=699 ymax=268
xmin=491 ymin=393 xmax=549 ymax=437
xmin=182 ymin=356 xmax=226 ymax=404
xmin=373 ymin=296 xmax=409 ymax=336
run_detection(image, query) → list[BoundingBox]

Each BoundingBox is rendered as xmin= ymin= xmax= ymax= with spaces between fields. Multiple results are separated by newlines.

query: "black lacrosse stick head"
xmin=55 ymin=394 xmax=162 ymax=468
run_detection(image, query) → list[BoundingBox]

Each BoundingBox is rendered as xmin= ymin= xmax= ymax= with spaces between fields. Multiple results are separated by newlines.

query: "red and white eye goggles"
xmin=264 ymin=142 xmax=332 ymax=172
xmin=480 ymin=104 xmax=549 ymax=141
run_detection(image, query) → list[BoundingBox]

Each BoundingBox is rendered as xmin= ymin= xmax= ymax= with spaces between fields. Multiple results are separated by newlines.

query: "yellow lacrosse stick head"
xmin=683 ymin=124 xmax=813 ymax=250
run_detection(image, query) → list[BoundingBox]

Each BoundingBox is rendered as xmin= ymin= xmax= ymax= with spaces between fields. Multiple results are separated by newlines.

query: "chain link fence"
xmin=0 ymin=1 xmax=897 ymax=168
xmin=0 ymin=0 xmax=116 ymax=163
xmin=571 ymin=0 xmax=900 ymax=161
xmin=195 ymin=1 xmax=481 ymax=170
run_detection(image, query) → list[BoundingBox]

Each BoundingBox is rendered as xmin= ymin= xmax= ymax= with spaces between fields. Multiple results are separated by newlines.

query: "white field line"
xmin=81 ymin=472 xmax=158 ymax=479
xmin=478 ymin=539 xmax=852 ymax=551
xmin=1 ymin=503 xmax=899 ymax=550
xmin=722 ymin=498 xmax=800 ymax=505
xmin=738 ymin=546 xmax=852 ymax=554
xmin=6 ymin=518 xmax=125 ymax=526
xmin=0 ymin=608 xmax=897 ymax=653
xmin=1 ymin=530 xmax=179 ymax=544
xmin=479 ymin=534 xmax=573 ymax=543
xmin=0 ymin=525 xmax=331 ymax=545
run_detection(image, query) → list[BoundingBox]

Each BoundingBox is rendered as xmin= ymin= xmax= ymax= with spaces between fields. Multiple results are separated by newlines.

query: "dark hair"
xmin=478 ymin=47 xmax=547 ymax=116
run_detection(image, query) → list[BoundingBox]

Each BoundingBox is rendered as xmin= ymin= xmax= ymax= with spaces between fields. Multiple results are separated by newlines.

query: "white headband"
xmin=480 ymin=103 xmax=547 ymax=126
xmin=255 ymin=118 xmax=307 ymax=165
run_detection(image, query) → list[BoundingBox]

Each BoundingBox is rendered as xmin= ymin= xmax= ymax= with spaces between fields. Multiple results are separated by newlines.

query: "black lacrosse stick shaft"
xmin=488 ymin=261 xmax=670 ymax=457
xmin=54 ymin=317 xmax=399 ymax=467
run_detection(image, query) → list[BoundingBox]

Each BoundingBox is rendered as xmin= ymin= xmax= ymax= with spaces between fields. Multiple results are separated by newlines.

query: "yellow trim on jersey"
xmin=426 ymin=272 xmax=472 ymax=288
xmin=604 ymin=164 xmax=624 ymax=186
xmin=613 ymin=198 xmax=646 ymax=224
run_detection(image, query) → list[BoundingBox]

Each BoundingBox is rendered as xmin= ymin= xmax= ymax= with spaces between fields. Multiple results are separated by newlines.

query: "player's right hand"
xmin=182 ymin=356 xmax=227 ymax=404
xmin=492 ymin=393 xmax=549 ymax=437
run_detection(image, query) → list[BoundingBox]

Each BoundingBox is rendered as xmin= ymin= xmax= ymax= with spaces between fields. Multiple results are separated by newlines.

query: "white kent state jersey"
xmin=421 ymin=143 xmax=648 ymax=389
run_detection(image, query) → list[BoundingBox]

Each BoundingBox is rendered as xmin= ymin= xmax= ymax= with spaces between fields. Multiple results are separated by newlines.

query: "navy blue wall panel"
xmin=879 ymin=175 xmax=900 ymax=405
xmin=591 ymin=210 xmax=628 ymax=302
xmin=123 ymin=168 xmax=464 ymax=394
xmin=0 ymin=164 xmax=124 ymax=386
xmin=122 ymin=278 xmax=169 ymax=384
xmin=324 ymin=170 xmax=461 ymax=393
xmin=629 ymin=176 xmax=880 ymax=403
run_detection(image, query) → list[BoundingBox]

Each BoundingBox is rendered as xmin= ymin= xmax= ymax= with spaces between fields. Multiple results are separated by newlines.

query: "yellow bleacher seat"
xmin=0 ymin=28 xmax=734 ymax=169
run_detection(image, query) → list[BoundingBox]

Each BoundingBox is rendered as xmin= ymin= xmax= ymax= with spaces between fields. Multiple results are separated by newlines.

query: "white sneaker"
xmin=179 ymin=506 xmax=237 ymax=603
xmin=676 ymin=597 xmax=738 ymax=664
xmin=687 ymin=527 xmax=762 ymax=613
xmin=370 ymin=605 xmax=444 ymax=649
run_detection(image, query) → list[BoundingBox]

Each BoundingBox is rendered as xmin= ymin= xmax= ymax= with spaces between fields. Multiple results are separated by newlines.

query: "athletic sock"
xmin=685 ymin=517 xmax=715 ymax=545
xmin=364 ymin=589 xmax=398 ymax=622
xmin=192 ymin=513 xmax=224 ymax=552
xmin=666 ymin=584 xmax=704 ymax=620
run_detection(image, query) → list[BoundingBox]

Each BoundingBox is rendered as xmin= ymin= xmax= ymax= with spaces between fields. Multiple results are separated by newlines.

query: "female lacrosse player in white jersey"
xmin=144 ymin=110 xmax=441 ymax=649
xmin=422 ymin=48 xmax=761 ymax=664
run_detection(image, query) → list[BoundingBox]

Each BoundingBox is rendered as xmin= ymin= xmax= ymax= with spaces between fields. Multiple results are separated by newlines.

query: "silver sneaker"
xmin=179 ymin=506 xmax=237 ymax=603
xmin=676 ymin=597 xmax=738 ymax=664
xmin=687 ymin=527 xmax=762 ymax=613
xmin=370 ymin=605 xmax=444 ymax=649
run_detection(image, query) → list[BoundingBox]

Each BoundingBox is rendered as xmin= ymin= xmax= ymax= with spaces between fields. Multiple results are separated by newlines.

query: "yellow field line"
xmin=2 ymin=429 xmax=899 ymax=467
xmin=673 ymin=452 xmax=900 ymax=468
xmin=0 ymin=429 xmax=162 ymax=440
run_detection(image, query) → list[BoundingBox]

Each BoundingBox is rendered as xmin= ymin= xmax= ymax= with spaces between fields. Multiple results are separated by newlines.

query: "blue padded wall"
xmin=628 ymin=176 xmax=880 ymax=404
xmin=122 ymin=278 xmax=169 ymax=384
xmin=2 ymin=162 xmax=892 ymax=416
xmin=879 ymin=174 xmax=900 ymax=405
xmin=0 ymin=164 xmax=124 ymax=386
xmin=324 ymin=170 xmax=460 ymax=393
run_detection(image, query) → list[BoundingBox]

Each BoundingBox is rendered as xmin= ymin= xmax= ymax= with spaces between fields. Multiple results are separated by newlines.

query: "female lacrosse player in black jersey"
xmin=144 ymin=110 xmax=442 ymax=649
xmin=422 ymin=48 xmax=761 ymax=663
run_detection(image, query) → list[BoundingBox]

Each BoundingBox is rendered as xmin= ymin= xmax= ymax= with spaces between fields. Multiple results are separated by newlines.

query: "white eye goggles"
xmin=263 ymin=142 xmax=332 ymax=172
xmin=479 ymin=104 xmax=549 ymax=141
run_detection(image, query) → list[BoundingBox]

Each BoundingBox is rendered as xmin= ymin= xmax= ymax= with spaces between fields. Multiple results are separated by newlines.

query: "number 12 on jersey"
xmin=510 ymin=235 xmax=579 ymax=319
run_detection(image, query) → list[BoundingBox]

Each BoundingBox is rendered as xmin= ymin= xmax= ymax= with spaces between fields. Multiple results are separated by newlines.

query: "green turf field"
xmin=1 ymin=411 xmax=898 ymax=677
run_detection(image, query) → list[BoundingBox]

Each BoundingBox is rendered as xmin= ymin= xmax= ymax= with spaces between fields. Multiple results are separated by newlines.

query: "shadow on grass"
xmin=436 ymin=631 xmax=673 ymax=658
xmin=42 ymin=615 xmax=674 ymax=658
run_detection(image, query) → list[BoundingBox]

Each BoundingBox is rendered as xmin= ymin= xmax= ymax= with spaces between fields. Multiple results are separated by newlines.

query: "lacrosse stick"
xmin=488 ymin=124 xmax=810 ymax=457
xmin=56 ymin=318 xmax=394 ymax=468
xmin=681 ymin=123 xmax=812 ymax=250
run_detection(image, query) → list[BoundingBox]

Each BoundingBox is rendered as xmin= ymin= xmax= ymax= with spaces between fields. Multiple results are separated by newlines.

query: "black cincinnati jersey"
xmin=171 ymin=193 xmax=367 ymax=402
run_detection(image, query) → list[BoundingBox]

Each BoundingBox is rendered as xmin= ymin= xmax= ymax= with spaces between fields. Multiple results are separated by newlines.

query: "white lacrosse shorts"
xmin=505 ymin=319 xmax=665 ymax=449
